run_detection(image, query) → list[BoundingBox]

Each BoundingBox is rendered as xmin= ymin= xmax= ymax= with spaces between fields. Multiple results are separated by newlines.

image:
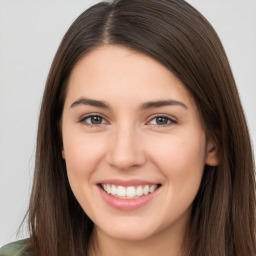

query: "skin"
xmin=61 ymin=45 xmax=219 ymax=256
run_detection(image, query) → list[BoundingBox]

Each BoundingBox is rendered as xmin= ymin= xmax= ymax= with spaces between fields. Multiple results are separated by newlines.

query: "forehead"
xmin=66 ymin=45 xmax=196 ymax=109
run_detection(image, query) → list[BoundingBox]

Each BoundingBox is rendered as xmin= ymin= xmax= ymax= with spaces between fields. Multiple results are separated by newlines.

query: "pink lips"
xmin=97 ymin=179 xmax=161 ymax=210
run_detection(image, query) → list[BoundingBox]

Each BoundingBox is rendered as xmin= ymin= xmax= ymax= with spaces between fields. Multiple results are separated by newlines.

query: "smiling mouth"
xmin=100 ymin=184 xmax=161 ymax=199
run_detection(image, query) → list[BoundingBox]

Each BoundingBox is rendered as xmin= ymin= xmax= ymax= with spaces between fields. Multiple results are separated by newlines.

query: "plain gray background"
xmin=0 ymin=0 xmax=255 ymax=246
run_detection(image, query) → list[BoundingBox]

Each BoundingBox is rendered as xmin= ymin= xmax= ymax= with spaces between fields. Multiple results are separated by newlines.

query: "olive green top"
xmin=0 ymin=239 xmax=31 ymax=256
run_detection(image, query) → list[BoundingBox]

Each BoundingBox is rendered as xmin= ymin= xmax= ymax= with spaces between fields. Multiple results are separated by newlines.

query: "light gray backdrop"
xmin=0 ymin=0 xmax=255 ymax=246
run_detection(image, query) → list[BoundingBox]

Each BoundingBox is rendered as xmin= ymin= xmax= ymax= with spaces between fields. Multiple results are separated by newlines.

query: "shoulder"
xmin=0 ymin=239 xmax=31 ymax=256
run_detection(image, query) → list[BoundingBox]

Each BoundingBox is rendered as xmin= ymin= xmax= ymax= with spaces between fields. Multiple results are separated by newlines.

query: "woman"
xmin=1 ymin=0 xmax=255 ymax=255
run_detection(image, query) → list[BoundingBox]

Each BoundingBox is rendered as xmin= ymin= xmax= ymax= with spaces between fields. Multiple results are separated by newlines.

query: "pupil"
xmin=91 ymin=116 xmax=102 ymax=124
xmin=156 ymin=117 xmax=167 ymax=125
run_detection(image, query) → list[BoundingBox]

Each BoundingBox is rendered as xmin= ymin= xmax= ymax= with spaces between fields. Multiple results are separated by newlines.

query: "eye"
xmin=80 ymin=115 xmax=107 ymax=126
xmin=148 ymin=115 xmax=176 ymax=126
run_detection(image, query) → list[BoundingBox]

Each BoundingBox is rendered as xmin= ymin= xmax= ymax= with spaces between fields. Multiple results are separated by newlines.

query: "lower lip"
xmin=98 ymin=185 xmax=160 ymax=210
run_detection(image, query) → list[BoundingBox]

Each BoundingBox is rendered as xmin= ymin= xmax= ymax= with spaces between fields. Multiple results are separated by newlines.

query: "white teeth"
xmin=101 ymin=184 xmax=159 ymax=199
xmin=136 ymin=186 xmax=143 ymax=196
xmin=111 ymin=185 xmax=117 ymax=195
xmin=126 ymin=186 xmax=136 ymax=197
xmin=106 ymin=184 xmax=111 ymax=194
xmin=143 ymin=185 xmax=149 ymax=195
xmin=117 ymin=186 xmax=126 ymax=197
xmin=149 ymin=184 xmax=158 ymax=193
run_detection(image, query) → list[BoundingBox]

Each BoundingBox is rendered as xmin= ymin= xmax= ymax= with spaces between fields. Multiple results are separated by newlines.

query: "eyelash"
xmin=147 ymin=114 xmax=177 ymax=127
xmin=79 ymin=114 xmax=177 ymax=128
xmin=79 ymin=114 xmax=108 ymax=128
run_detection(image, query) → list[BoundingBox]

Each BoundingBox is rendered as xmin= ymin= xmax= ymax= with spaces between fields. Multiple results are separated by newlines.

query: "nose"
xmin=106 ymin=124 xmax=146 ymax=170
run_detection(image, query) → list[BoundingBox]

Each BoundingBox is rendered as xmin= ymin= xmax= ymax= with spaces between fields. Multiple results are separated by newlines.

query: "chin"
xmin=95 ymin=217 xmax=160 ymax=242
xmin=104 ymin=228 xmax=155 ymax=242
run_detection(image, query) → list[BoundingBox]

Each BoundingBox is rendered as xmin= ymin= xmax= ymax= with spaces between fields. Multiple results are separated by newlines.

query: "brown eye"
xmin=155 ymin=117 xmax=169 ymax=125
xmin=148 ymin=115 xmax=176 ymax=126
xmin=81 ymin=115 xmax=107 ymax=126
xmin=90 ymin=116 xmax=103 ymax=124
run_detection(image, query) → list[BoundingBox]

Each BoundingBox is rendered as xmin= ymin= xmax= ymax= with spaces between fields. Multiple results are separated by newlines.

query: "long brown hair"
xmin=26 ymin=0 xmax=256 ymax=255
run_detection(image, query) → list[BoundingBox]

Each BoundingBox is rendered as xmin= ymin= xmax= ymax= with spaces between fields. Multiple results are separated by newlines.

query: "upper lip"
xmin=98 ymin=179 xmax=160 ymax=187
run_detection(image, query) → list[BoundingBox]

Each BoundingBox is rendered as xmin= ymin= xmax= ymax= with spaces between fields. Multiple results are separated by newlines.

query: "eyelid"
xmin=78 ymin=113 xmax=177 ymax=128
xmin=146 ymin=114 xmax=177 ymax=127
xmin=79 ymin=113 xmax=109 ymax=127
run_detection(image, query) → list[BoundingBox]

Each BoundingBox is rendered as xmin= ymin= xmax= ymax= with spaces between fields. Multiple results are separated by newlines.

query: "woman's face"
xmin=61 ymin=45 xmax=218 ymax=244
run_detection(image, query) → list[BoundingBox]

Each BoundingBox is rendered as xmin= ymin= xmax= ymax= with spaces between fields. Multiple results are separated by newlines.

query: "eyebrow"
xmin=70 ymin=98 xmax=110 ymax=109
xmin=70 ymin=97 xmax=188 ymax=110
xmin=140 ymin=99 xmax=188 ymax=110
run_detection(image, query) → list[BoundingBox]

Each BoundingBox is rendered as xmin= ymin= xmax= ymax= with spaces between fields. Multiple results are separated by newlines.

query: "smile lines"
xmin=101 ymin=184 xmax=160 ymax=199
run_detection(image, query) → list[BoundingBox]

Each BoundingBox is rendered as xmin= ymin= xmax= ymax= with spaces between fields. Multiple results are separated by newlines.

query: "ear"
xmin=58 ymin=119 xmax=65 ymax=160
xmin=205 ymin=138 xmax=220 ymax=166
xmin=62 ymin=148 xmax=65 ymax=159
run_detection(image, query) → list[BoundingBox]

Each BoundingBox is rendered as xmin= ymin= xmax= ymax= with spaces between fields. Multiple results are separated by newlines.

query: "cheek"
xmin=150 ymin=131 xmax=205 ymax=167
xmin=148 ymin=132 xmax=206 ymax=195
xmin=64 ymin=134 xmax=106 ymax=174
xmin=63 ymin=134 xmax=107 ymax=212
xmin=62 ymin=133 xmax=107 ymax=203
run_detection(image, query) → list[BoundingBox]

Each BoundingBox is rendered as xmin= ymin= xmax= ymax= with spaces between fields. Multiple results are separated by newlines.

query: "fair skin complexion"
xmin=61 ymin=45 xmax=219 ymax=256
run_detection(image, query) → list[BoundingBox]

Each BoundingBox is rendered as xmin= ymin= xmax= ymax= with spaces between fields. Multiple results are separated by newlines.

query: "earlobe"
xmin=205 ymin=140 xmax=220 ymax=166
